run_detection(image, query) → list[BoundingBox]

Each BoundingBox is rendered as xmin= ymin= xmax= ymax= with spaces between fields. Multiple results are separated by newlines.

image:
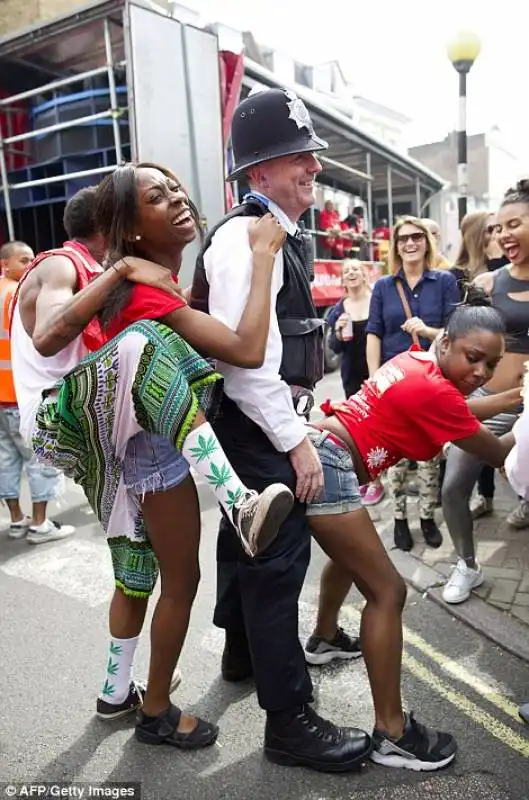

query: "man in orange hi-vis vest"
xmin=0 ymin=241 xmax=74 ymax=543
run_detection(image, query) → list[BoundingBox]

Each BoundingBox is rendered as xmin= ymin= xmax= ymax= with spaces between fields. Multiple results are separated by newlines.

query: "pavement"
xmin=1 ymin=370 xmax=528 ymax=799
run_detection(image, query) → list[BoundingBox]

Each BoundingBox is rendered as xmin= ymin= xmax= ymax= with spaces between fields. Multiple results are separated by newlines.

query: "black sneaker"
xmin=371 ymin=711 xmax=457 ymax=771
xmin=265 ymin=704 xmax=372 ymax=773
xmin=420 ymin=518 xmax=442 ymax=548
xmin=232 ymin=485 xmax=294 ymax=557
xmin=96 ymin=670 xmax=182 ymax=720
xmin=221 ymin=630 xmax=253 ymax=682
xmin=394 ymin=518 xmax=413 ymax=551
xmin=304 ymin=627 xmax=362 ymax=666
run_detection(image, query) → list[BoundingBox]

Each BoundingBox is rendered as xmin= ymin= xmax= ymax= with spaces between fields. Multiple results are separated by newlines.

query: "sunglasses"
xmin=397 ymin=232 xmax=425 ymax=244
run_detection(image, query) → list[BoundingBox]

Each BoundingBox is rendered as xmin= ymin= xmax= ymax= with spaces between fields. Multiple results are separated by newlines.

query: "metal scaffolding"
xmin=0 ymin=17 xmax=127 ymax=242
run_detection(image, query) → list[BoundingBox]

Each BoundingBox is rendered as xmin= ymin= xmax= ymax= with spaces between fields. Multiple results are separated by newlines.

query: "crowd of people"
xmin=318 ymin=200 xmax=390 ymax=263
xmin=1 ymin=86 xmax=528 ymax=771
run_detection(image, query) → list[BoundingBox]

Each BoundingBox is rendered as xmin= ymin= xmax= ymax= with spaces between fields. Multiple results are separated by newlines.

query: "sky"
xmin=189 ymin=0 xmax=529 ymax=171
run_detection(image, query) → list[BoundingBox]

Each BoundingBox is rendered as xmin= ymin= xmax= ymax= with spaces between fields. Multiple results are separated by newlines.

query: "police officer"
xmin=191 ymin=88 xmax=371 ymax=771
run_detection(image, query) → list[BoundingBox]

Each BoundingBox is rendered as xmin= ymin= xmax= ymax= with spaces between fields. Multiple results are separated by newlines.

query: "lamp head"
xmin=447 ymin=31 xmax=481 ymax=74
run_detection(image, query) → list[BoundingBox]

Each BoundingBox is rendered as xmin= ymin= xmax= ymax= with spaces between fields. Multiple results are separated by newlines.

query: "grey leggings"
xmin=441 ymin=387 xmax=518 ymax=566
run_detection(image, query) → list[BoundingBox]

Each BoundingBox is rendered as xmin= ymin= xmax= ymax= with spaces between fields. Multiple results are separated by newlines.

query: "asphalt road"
xmin=1 ymin=372 xmax=528 ymax=800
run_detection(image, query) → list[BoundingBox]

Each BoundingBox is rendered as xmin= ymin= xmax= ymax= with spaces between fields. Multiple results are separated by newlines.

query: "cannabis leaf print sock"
xmin=182 ymin=422 xmax=249 ymax=524
xmin=99 ymin=635 xmax=139 ymax=704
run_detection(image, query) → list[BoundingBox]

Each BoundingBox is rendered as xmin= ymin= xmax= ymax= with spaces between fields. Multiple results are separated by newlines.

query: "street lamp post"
xmin=447 ymin=31 xmax=481 ymax=224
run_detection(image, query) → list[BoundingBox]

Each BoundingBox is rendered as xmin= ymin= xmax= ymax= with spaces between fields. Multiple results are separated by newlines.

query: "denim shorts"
xmin=305 ymin=428 xmax=362 ymax=517
xmin=123 ymin=432 xmax=190 ymax=496
xmin=0 ymin=405 xmax=63 ymax=502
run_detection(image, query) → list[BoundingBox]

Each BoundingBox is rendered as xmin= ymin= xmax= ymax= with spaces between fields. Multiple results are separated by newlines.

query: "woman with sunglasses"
xmin=365 ymin=216 xmax=459 ymax=551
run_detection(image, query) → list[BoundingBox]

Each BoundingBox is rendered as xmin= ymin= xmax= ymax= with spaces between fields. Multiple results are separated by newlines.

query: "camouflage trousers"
xmin=387 ymin=455 xmax=441 ymax=520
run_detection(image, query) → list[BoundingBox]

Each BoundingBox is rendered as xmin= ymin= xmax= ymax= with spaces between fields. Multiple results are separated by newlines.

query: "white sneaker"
xmin=442 ymin=558 xmax=483 ymax=604
xmin=507 ymin=501 xmax=529 ymax=529
xmin=470 ymin=495 xmax=493 ymax=520
xmin=8 ymin=516 xmax=32 ymax=539
xmin=27 ymin=519 xmax=75 ymax=545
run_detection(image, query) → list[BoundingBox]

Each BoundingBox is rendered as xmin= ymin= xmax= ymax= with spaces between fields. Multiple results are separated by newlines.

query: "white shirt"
xmin=204 ymin=197 xmax=307 ymax=452
xmin=11 ymin=303 xmax=89 ymax=443
xmin=505 ymin=411 xmax=529 ymax=500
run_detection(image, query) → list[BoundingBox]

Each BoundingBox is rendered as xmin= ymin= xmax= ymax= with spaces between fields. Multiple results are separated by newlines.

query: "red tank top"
xmin=10 ymin=240 xmax=106 ymax=351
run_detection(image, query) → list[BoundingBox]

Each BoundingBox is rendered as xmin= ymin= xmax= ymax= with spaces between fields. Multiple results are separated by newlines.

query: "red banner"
xmin=219 ymin=50 xmax=244 ymax=211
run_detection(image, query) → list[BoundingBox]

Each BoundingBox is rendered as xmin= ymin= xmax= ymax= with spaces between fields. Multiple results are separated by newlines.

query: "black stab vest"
xmin=190 ymin=201 xmax=324 ymax=390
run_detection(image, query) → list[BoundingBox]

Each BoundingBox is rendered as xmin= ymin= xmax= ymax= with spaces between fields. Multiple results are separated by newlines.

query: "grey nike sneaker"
xmin=371 ymin=711 xmax=457 ymax=771
xmin=305 ymin=627 xmax=362 ymax=665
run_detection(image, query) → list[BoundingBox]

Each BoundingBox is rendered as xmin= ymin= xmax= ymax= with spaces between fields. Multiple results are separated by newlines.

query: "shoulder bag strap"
xmin=395 ymin=279 xmax=420 ymax=347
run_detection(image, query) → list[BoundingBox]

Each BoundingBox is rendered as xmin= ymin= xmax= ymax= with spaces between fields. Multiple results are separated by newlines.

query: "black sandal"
xmin=135 ymin=704 xmax=219 ymax=750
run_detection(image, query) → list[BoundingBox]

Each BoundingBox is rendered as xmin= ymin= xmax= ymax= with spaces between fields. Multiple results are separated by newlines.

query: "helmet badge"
xmin=285 ymin=90 xmax=314 ymax=134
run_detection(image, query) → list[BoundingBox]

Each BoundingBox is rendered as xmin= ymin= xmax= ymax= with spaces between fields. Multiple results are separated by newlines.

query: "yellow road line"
xmin=403 ymin=652 xmax=529 ymax=758
xmin=402 ymin=623 xmax=522 ymax=722
xmin=339 ymin=604 xmax=525 ymax=742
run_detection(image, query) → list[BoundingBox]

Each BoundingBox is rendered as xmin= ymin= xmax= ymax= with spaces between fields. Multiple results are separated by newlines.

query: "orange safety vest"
xmin=0 ymin=277 xmax=17 ymax=404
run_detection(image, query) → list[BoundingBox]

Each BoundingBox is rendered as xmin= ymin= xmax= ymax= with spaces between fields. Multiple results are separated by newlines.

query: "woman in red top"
xmin=302 ymin=300 xmax=516 ymax=770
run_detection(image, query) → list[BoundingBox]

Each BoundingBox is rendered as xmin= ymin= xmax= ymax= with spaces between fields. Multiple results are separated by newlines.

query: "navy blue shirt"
xmin=366 ymin=269 xmax=459 ymax=363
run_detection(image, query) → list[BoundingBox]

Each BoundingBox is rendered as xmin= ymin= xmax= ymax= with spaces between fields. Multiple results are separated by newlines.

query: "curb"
xmin=384 ymin=532 xmax=529 ymax=665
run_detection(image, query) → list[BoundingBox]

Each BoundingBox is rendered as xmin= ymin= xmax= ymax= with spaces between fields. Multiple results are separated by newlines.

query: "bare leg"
xmin=313 ymin=560 xmax=354 ymax=641
xmin=310 ymin=508 xmax=407 ymax=738
xmin=140 ymin=475 xmax=201 ymax=733
xmin=108 ymin=587 xmax=148 ymax=639
xmin=5 ymin=498 xmax=24 ymax=523
xmin=30 ymin=500 xmax=47 ymax=527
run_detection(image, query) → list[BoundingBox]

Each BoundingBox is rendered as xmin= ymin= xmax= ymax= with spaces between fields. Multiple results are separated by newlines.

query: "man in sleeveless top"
xmin=190 ymin=88 xmax=371 ymax=771
xmin=0 ymin=240 xmax=74 ymax=544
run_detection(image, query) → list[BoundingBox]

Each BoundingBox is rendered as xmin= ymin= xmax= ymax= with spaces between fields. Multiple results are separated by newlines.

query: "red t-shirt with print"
xmin=105 ymin=278 xmax=186 ymax=340
xmin=321 ymin=349 xmax=481 ymax=480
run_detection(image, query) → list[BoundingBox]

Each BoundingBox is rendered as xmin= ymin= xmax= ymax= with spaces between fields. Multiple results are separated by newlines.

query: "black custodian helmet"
xmin=227 ymin=87 xmax=328 ymax=182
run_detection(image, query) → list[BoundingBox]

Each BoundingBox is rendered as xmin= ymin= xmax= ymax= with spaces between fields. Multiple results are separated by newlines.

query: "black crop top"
xmin=491 ymin=267 xmax=529 ymax=354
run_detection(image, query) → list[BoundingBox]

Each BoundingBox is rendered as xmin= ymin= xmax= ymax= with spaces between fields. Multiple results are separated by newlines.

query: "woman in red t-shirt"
xmin=302 ymin=300 xmax=519 ymax=770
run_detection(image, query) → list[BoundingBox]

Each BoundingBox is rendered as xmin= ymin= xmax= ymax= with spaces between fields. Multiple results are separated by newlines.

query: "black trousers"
xmin=212 ymin=395 xmax=313 ymax=712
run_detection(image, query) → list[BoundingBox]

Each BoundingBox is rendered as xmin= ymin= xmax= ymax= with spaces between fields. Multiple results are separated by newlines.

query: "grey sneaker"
xmin=371 ymin=711 xmax=457 ymax=771
xmin=27 ymin=519 xmax=75 ymax=545
xmin=471 ymin=495 xmax=493 ymax=520
xmin=305 ymin=627 xmax=362 ymax=665
xmin=507 ymin=501 xmax=529 ymax=529
xmin=232 ymin=484 xmax=294 ymax=558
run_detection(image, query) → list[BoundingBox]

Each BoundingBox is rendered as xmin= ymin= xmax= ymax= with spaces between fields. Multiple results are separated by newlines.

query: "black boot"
xmin=221 ymin=629 xmax=253 ymax=682
xmin=421 ymin=517 xmax=442 ymax=548
xmin=265 ymin=704 xmax=372 ymax=772
xmin=394 ymin=518 xmax=413 ymax=551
